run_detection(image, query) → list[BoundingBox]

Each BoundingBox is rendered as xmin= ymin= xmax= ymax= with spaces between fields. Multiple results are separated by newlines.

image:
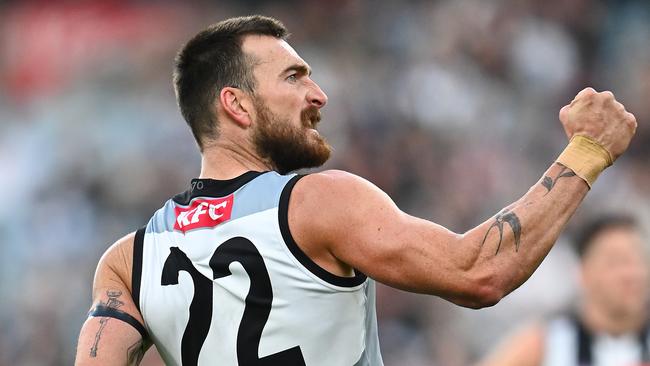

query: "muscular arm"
xmin=291 ymin=88 xmax=636 ymax=308
xmin=292 ymin=164 xmax=585 ymax=308
xmin=75 ymin=233 xmax=151 ymax=365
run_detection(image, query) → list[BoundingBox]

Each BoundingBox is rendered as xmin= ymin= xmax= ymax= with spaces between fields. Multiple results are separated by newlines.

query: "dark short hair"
xmin=574 ymin=213 xmax=639 ymax=259
xmin=173 ymin=15 xmax=288 ymax=150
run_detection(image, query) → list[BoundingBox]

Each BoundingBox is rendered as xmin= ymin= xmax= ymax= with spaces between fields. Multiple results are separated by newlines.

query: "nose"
xmin=307 ymin=81 xmax=328 ymax=108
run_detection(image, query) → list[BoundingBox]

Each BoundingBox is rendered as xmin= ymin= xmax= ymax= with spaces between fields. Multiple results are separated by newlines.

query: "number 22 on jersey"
xmin=161 ymin=237 xmax=306 ymax=366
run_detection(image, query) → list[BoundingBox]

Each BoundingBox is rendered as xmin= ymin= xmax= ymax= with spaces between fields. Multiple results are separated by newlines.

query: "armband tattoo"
xmin=88 ymin=290 xmax=148 ymax=358
xmin=89 ymin=305 xmax=148 ymax=339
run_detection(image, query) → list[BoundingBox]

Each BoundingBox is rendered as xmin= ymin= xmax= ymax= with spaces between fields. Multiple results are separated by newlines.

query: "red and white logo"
xmin=174 ymin=195 xmax=234 ymax=233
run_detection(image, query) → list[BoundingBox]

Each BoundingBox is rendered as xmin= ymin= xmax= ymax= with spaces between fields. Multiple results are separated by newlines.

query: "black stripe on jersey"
xmin=574 ymin=314 xmax=592 ymax=364
xmin=573 ymin=314 xmax=650 ymax=363
xmin=172 ymin=171 xmax=267 ymax=205
xmin=132 ymin=227 xmax=145 ymax=313
xmin=279 ymin=174 xmax=367 ymax=288
xmin=89 ymin=305 xmax=149 ymax=339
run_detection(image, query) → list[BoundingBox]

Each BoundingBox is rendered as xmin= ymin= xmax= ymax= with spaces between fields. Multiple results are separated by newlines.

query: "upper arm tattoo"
xmin=481 ymin=208 xmax=522 ymax=255
xmin=90 ymin=290 xmax=125 ymax=357
xmin=126 ymin=339 xmax=148 ymax=365
xmin=542 ymin=166 xmax=576 ymax=195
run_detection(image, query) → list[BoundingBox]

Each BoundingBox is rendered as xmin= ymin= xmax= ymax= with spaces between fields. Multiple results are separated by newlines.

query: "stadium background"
xmin=1 ymin=0 xmax=649 ymax=364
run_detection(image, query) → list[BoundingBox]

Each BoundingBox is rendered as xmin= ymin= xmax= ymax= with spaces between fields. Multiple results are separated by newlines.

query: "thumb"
xmin=559 ymin=105 xmax=570 ymax=122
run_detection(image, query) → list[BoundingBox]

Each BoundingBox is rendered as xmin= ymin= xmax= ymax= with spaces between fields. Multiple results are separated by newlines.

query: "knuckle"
xmin=600 ymin=91 xmax=615 ymax=101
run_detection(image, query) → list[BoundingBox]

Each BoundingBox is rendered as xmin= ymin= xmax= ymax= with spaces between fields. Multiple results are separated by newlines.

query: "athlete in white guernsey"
xmin=480 ymin=214 xmax=650 ymax=366
xmin=75 ymin=15 xmax=638 ymax=366
xmin=137 ymin=171 xmax=380 ymax=365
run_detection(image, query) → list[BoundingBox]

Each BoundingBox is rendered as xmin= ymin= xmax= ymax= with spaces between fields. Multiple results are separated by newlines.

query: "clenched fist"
xmin=559 ymin=87 xmax=637 ymax=161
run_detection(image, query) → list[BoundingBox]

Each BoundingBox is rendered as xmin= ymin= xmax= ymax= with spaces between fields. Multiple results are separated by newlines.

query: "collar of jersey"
xmin=173 ymin=171 xmax=268 ymax=205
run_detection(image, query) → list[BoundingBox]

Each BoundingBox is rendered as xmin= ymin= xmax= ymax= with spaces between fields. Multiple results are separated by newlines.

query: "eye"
xmin=286 ymin=73 xmax=298 ymax=83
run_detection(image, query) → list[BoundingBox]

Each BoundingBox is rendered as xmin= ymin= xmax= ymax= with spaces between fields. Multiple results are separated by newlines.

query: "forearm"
xmin=462 ymin=162 xmax=588 ymax=300
xmin=325 ymin=88 xmax=634 ymax=307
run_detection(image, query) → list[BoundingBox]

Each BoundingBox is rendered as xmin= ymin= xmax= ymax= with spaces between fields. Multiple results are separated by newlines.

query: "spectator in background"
xmin=479 ymin=214 xmax=650 ymax=366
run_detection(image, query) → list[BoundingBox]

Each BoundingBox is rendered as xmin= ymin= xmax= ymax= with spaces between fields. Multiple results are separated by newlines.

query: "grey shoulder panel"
xmin=230 ymin=171 xmax=295 ymax=220
xmin=146 ymin=172 xmax=296 ymax=234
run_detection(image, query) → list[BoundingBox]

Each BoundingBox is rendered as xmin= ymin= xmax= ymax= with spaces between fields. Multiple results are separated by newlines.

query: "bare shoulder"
xmin=91 ymin=231 xmax=146 ymax=324
xmin=290 ymin=169 xmax=402 ymax=248
xmin=312 ymin=169 xmax=385 ymax=186
xmin=286 ymin=170 xmax=401 ymax=277
xmin=511 ymin=321 xmax=545 ymax=351
xmin=477 ymin=321 xmax=545 ymax=366
xmin=296 ymin=169 xmax=366 ymax=192
xmin=293 ymin=169 xmax=394 ymax=210
xmin=94 ymin=232 xmax=136 ymax=297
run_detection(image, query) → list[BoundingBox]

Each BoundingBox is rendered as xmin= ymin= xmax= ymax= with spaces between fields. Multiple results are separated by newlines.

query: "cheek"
xmin=597 ymin=266 xmax=648 ymax=298
xmin=583 ymin=264 xmax=618 ymax=292
xmin=275 ymin=83 xmax=307 ymax=108
xmin=623 ymin=265 xmax=650 ymax=291
xmin=268 ymin=96 xmax=303 ymax=118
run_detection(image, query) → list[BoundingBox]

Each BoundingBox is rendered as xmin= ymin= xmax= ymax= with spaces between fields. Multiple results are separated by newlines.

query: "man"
xmin=74 ymin=15 xmax=637 ymax=366
xmin=479 ymin=214 xmax=650 ymax=366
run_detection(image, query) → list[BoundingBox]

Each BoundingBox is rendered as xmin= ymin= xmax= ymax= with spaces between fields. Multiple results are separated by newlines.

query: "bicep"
xmin=297 ymin=171 xmax=471 ymax=297
xmin=76 ymin=294 xmax=149 ymax=366
xmin=75 ymin=234 xmax=151 ymax=366
xmin=339 ymin=205 xmax=465 ymax=294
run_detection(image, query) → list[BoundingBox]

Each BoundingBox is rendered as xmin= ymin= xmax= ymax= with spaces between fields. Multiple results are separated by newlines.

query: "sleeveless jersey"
xmin=131 ymin=171 xmax=384 ymax=366
xmin=542 ymin=315 xmax=650 ymax=366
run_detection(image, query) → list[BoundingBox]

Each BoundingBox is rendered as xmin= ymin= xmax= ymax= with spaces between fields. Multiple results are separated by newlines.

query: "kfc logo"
xmin=174 ymin=195 xmax=234 ymax=232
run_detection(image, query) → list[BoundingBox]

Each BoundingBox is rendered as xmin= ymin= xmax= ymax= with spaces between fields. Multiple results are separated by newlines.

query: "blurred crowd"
xmin=1 ymin=0 xmax=649 ymax=365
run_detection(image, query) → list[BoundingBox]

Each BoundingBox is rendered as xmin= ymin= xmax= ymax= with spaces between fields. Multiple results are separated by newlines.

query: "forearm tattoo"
xmin=542 ymin=166 xmax=576 ymax=195
xmin=480 ymin=166 xmax=576 ymax=255
xmin=90 ymin=290 xmax=125 ymax=357
xmin=481 ymin=208 xmax=522 ymax=255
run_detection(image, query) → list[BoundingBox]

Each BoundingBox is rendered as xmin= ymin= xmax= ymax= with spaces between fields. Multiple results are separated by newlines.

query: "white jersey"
xmin=132 ymin=171 xmax=383 ymax=366
xmin=542 ymin=315 xmax=650 ymax=366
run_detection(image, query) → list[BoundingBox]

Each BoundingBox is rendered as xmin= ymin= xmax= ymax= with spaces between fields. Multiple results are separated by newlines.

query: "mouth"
xmin=302 ymin=107 xmax=321 ymax=130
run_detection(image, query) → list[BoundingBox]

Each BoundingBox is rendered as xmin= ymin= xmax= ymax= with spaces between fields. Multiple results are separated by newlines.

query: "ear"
xmin=218 ymin=87 xmax=253 ymax=128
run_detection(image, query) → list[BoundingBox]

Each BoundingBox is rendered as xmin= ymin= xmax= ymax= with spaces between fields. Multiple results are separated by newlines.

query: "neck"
xmin=199 ymin=137 xmax=272 ymax=179
xmin=581 ymin=300 xmax=647 ymax=336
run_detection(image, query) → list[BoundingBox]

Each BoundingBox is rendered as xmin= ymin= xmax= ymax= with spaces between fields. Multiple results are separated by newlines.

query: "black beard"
xmin=252 ymin=100 xmax=331 ymax=174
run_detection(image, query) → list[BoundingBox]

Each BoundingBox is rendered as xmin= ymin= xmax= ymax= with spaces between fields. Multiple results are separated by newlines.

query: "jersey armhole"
xmin=132 ymin=227 xmax=145 ymax=313
xmin=278 ymin=174 xmax=367 ymax=288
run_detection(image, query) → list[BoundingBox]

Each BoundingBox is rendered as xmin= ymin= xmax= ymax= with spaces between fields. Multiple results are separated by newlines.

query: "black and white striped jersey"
xmin=542 ymin=315 xmax=650 ymax=366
